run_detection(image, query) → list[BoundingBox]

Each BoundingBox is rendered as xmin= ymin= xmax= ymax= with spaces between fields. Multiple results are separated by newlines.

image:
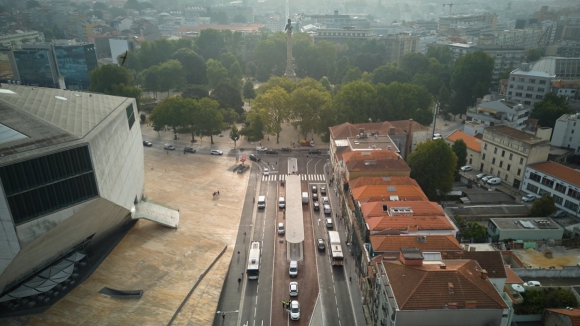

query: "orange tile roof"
xmin=446 ymin=130 xmax=482 ymax=152
xmin=382 ymin=259 xmax=509 ymax=310
xmin=529 ymin=161 xmax=580 ymax=187
xmin=545 ymin=308 xmax=580 ymax=326
xmin=361 ymin=201 xmax=444 ymax=218
xmin=504 ymin=266 xmax=523 ymax=284
xmin=352 ymin=185 xmax=428 ymax=202
xmin=388 ymin=120 xmax=430 ymax=132
xmin=440 ymin=251 xmax=507 ymax=278
xmin=367 ymin=214 xmax=455 ymax=232
xmin=370 ymin=235 xmax=462 ymax=252
xmin=348 ymin=176 xmax=419 ymax=189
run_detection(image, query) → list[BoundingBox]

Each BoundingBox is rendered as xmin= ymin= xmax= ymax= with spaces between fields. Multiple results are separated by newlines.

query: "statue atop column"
xmin=284 ymin=18 xmax=296 ymax=81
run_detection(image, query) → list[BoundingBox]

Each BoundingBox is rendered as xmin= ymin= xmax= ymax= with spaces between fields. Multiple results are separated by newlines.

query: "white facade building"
xmin=507 ymin=64 xmax=555 ymax=107
xmin=551 ymin=113 xmax=580 ymax=154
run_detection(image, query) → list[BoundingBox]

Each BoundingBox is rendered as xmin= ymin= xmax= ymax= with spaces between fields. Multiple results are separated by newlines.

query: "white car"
xmin=210 ymin=150 xmax=223 ymax=155
xmin=460 ymin=165 xmax=472 ymax=172
xmin=476 ymin=173 xmax=487 ymax=180
xmin=524 ymin=281 xmax=542 ymax=287
xmin=433 ymin=133 xmax=442 ymax=138
xmin=289 ymin=282 xmax=298 ymax=297
xmin=522 ymin=194 xmax=539 ymax=202
xmin=290 ymin=300 xmax=300 ymax=320
xmin=164 ymin=144 xmax=175 ymax=150
xmin=487 ymin=177 xmax=502 ymax=185
xmin=263 ymin=168 xmax=269 ymax=176
xmin=481 ymin=175 xmax=493 ymax=182
xmin=279 ymin=196 xmax=285 ymax=208
xmin=323 ymin=204 xmax=331 ymax=215
xmin=277 ymin=222 xmax=285 ymax=235
xmin=322 ymin=197 xmax=329 ymax=204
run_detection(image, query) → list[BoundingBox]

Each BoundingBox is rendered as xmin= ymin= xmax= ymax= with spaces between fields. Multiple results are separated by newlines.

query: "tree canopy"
xmin=531 ymin=93 xmax=572 ymax=128
xmin=407 ymin=139 xmax=458 ymax=200
xmin=530 ymin=196 xmax=558 ymax=217
xmin=450 ymin=51 xmax=494 ymax=115
xmin=451 ymin=139 xmax=468 ymax=169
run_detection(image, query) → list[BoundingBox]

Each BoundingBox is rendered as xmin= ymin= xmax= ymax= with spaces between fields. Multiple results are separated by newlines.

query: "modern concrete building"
xmin=480 ymin=125 xmax=550 ymax=188
xmin=551 ymin=114 xmax=580 ymax=153
xmin=545 ymin=41 xmax=580 ymax=58
xmin=467 ymin=99 xmax=531 ymax=130
xmin=522 ymin=161 xmax=580 ymax=216
xmin=532 ymin=57 xmax=580 ymax=80
xmin=487 ymin=217 xmax=564 ymax=242
xmin=0 ymin=31 xmax=45 ymax=49
xmin=313 ymin=28 xmax=374 ymax=44
xmin=445 ymin=130 xmax=482 ymax=168
xmin=551 ymin=80 xmax=579 ymax=101
xmin=438 ymin=13 xmax=497 ymax=34
xmin=507 ymin=64 xmax=555 ymax=107
xmin=306 ymin=10 xmax=370 ymax=30
xmin=379 ymin=33 xmax=419 ymax=63
xmin=0 ymin=85 xmax=145 ymax=307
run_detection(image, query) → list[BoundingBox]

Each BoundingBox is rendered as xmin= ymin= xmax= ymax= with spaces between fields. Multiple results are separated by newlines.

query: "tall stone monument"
xmin=284 ymin=18 xmax=297 ymax=81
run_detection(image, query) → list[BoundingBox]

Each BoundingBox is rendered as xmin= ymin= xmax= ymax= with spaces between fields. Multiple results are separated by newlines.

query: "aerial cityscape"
xmin=1 ymin=0 xmax=580 ymax=325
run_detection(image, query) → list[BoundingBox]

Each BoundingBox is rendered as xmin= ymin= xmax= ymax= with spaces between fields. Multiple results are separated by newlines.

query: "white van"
xmin=289 ymin=260 xmax=298 ymax=277
xmin=302 ymin=192 xmax=309 ymax=204
xmin=326 ymin=218 xmax=333 ymax=229
xmin=279 ymin=197 xmax=285 ymax=208
xmin=257 ymin=195 xmax=266 ymax=209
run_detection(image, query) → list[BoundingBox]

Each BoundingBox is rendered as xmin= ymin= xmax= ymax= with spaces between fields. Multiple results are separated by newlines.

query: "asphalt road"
xmin=213 ymin=155 xmax=357 ymax=326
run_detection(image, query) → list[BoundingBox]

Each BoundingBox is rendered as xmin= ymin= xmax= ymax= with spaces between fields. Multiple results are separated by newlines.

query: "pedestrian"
xmin=244 ymin=232 xmax=246 ymax=237
xmin=218 ymin=190 xmax=220 ymax=195
xmin=222 ymin=313 xmax=225 ymax=319
xmin=238 ymin=277 xmax=241 ymax=284
xmin=349 ymin=276 xmax=352 ymax=282
xmin=282 ymin=301 xmax=285 ymax=309
xmin=238 ymin=251 xmax=240 ymax=255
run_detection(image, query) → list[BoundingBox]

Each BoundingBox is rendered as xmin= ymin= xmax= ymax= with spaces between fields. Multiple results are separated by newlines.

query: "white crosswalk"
xmin=261 ymin=174 xmax=326 ymax=182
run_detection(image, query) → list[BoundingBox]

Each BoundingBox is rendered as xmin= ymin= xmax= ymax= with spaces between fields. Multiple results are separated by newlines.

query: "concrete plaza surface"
xmin=4 ymin=147 xmax=250 ymax=325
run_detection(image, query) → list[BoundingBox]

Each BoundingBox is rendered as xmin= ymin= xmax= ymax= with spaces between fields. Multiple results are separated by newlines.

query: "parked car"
xmin=320 ymin=186 xmax=327 ymax=195
xmin=308 ymin=149 xmax=322 ymax=155
xmin=521 ymin=194 xmax=539 ymax=202
xmin=487 ymin=177 xmax=502 ymax=185
xmin=263 ymin=168 xmax=269 ymax=176
xmin=312 ymin=193 xmax=318 ymax=201
xmin=249 ymin=154 xmax=260 ymax=162
xmin=317 ymin=238 xmax=325 ymax=250
xmin=433 ymin=133 xmax=442 ymax=138
xmin=289 ymin=282 xmax=298 ymax=297
xmin=313 ymin=201 xmax=320 ymax=211
xmin=143 ymin=140 xmax=153 ymax=147
xmin=164 ymin=144 xmax=175 ymax=150
xmin=312 ymin=185 xmax=318 ymax=193
xmin=210 ymin=150 xmax=223 ymax=155
xmin=481 ymin=175 xmax=493 ymax=182
xmin=290 ymin=300 xmax=300 ymax=320
xmin=524 ymin=281 xmax=542 ymax=287
xmin=322 ymin=197 xmax=329 ymax=204
xmin=265 ymin=149 xmax=278 ymax=154
xmin=184 ymin=146 xmax=196 ymax=153
xmin=476 ymin=173 xmax=488 ymax=180
xmin=281 ymin=147 xmax=292 ymax=152
xmin=323 ymin=204 xmax=331 ymax=215
xmin=237 ymin=165 xmax=249 ymax=173
xmin=460 ymin=165 xmax=472 ymax=172
xmin=256 ymin=146 xmax=267 ymax=152
xmin=277 ymin=222 xmax=285 ymax=235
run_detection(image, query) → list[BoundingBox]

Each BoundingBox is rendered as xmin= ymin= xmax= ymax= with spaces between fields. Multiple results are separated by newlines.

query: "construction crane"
xmin=442 ymin=3 xmax=476 ymax=15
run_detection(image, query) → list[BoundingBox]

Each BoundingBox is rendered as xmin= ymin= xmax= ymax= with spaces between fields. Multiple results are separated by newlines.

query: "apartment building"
xmin=474 ymin=45 xmax=526 ymax=88
xmin=445 ymin=130 xmax=482 ymax=168
xmin=467 ymin=99 xmax=531 ymax=130
xmin=313 ymin=28 xmax=374 ymax=44
xmin=507 ymin=64 xmax=555 ymax=107
xmin=552 ymin=114 xmax=580 ymax=153
xmin=522 ymin=161 xmax=580 ymax=216
xmin=380 ymin=33 xmax=419 ymax=63
xmin=0 ymin=31 xmax=45 ymax=49
xmin=480 ymin=125 xmax=550 ymax=188
xmin=438 ymin=13 xmax=497 ymax=33
xmin=532 ymin=57 xmax=580 ymax=80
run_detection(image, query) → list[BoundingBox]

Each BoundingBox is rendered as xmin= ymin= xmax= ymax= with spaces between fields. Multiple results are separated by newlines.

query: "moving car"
xmin=320 ymin=186 xmax=327 ymax=195
xmin=460 ymin=165 xmax=472 ymax=172
xmin=308 ymin=149 xmax=322 ymax=155
xmin=313 ymin=201 xmax=320 ymax=211
xmin=312 ymin=185 xmax=318 ymax=193
xmin=263 ymin=168 xmax=269 ymax=176
xmin=278 ymin=223 xmax=285 ymax=235
xmin=265 ymin=149 xmax=278 ymax=154
xmin=326 ymin=218 xmax=333 ymax=229
xmin=184 ymin=146 xmax=196 ymax=153
xmin=312 ymin=193 xmax=318 ymax=201
xmin=256 ymin=146 xmax=267 ymax=152
xmin=249 ymin=154 xmax=260 ymax=161
xmin=289 ymin=282 xmax=298 ymax=297
xmin=289 ymin=261 xmax=298 ymax=277
xmin=476 ymin=173 xmax=488 ymax=180
xmin=164 ymin=144 xmax=175 ymax=150
xmin=322 ymin=197 xmax=329 ymax=204
xmin=487 ymin=177 xmax=502 ymax=185
xmin=237 ymin=165 xmax=249 ymax=173
xmin=290 ymin=300 xmax=300 ymax=320
xmin=524 ymin=281 xmax=542 ymax=287
xmin=323 ymin=204 xmax=331 ymax=215
xmin=281 ymin=147 xmax=292 ymax=152
xmin=211 ymin=150 xmax=223 ymax=155
xmin=522 ymin=194 xmax=539 ymax=202
xmin=143 ymin=140 xmax=152 ymax=147
xmin=317 ymin=238 xmax=325 ymax=250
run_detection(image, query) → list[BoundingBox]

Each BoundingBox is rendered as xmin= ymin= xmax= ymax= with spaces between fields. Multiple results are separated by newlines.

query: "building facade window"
xmin=567 ymin=188 xmax=580 ymax=200
xmin=518 ymin=168 xmax=521 ymax=176
xmin=553 ymin=194 xmax=564 ymax=205
xmin=494 ymin=147 xmax=497 ymax=154
xmin=484 ymin=144 xmax=488 ymax=150
xmin=515 ymin=92 xmax=522 ymax=97
xmin=529 ymin=172 xmax=542 ymax=182
xmin=564 ymin=200 xmax=579 ymax=212
xmin=539 ymin=80 xmax=546 ymax=84
xmin=126 ymin=104 xmax=135 ymax=130
xmin=555 ymin=183 xmax=567 ymax=194
xmin=482 ymin=153 xmax=486 ymax=160
xmin=540 ymin=178 xmax=554 ymax=188
xmin=509 ymin=153 xmax=513 ymax=160
xmin=526 ymin=183 xmax=539 ymax=193
xmin=519 ymin=158 xmax=524 ymax=164
xmin=527 ymin=86 xmax=534 ymax=91
xmin=529 ymin=79 xmax=536 ymax=83
xmin=492 ymin=158 xmax=496 ymax=164
xmin=499 ymin=161 xmax=503 ymax=168
xmin=507 ymin=164 xmax=511 ymax=171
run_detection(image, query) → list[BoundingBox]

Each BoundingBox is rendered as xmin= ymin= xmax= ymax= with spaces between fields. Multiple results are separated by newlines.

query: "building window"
xmin=517 ymin=85 xmax=524 ymax=90
xmin=529 ymin=79 xmax=536 ymax=83
xmin=511 ymin=77 xmax=515 ymax=81
xmin=482 ymin=153 xmax=486 ymax=160
xmin=539 ymin=80 xmax=546 ymax=84
xmin=536 ymin=95 xmax=543 ymax=99
xmin=509 ymin=153 xmax=513 ymax=160
xmin=516 ymin=92 xmax=523 ymax=97
xmin=518 ymin=78 xmax=525 ymax=82
xmin=494 ymin=147 xmax=497 ymax=154
xmin=501 ymin=150 xmax=505 ymax=157
xmin=538 ymin=87 xmax=545 ymax=92
xmin=484 ymin=144 xmax=488 ymax=150
xmin=490 ymin=167 xmax=494 ymax=174
xmin=507 ymin=164 xmax=511 ymax=171
xmin=519 ymin=158 xmax=524 ymax=164
xmin=526 ymin=183 xmax=539 ymax=193
xmin=564 ymin=200 xmax=579 ymax=212
xmin=509 ymin=85 xmax=513 ymax=88
xmin=492 ymin=158 xmax=496 ymax=164
xmin=525 ymin=93 xmax=533 ymax=98
xmin=524 ymin=101 xmax=531 ymax=105
xmin=555 ymin=183 xmax=567 ymax=194
xmin=517 ymin=168 xmax=521 ymax=176
xmin=508 ymin=91 xmax=512 ymax=95
xmin=527 ymin=86 xmax=534 ymax=91
xmin=499 ymin=161 xmax=503 ymax=168
xmin=126 ymin=104 xmax=135 ymax=130
xmin=573 ymin=130 xmax=575 ymax=134
xmin=541 ymin=178 xmax=554 ymax=188
xmin=0 ymin=146 xmax=98 ymax=224
xmin=553 ymin=194 xmax=564 ymax=205
xmin=529 ymin=172 xmax=542 ymax=182
xmin=567 ymin=188 xmax=580 ymax=200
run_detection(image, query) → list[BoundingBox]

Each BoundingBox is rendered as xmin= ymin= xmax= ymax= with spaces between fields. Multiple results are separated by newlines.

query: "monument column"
xmin=284 ymin=19 xmax=296 ymax=81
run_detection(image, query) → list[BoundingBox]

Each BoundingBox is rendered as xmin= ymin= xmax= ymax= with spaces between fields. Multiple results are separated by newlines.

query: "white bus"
xmin=247 ymin=241 xmax=261 ymax=279
xmin=328 ymin=231 xmax=344 ymax=266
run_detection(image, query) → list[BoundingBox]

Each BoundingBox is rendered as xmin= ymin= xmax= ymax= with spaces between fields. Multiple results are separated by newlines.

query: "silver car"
xmin=289 ymin=282 xmax=298 ymax=297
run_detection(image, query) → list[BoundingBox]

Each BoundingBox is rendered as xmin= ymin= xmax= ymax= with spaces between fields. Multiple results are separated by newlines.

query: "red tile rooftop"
xmin=446 ymin=130 xmax=482 ymax=152
xmin=529 ymin=161 xmax=580 ymax=187
xmin=370 ymin=235 xmax=462 ymax=252
xmin=367 ymin=215 xmax=455 ymax=232
xmin=348 ymin=176 xmax=419 ymax=189
xmin=361 ymin=201 xmax=444 ymax=218
xmin=351 ymin=184 xmax=428 ymax=202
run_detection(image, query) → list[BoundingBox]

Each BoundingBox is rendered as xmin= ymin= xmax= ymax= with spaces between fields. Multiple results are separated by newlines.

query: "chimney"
xmin=465 ymin=301 xmax=477 ymax=309
xmin=480 ymin=269 xmax=488 ymax=279
xmin=448 ymin=282 xmax=454 ymax=294
xmin=382 ymin=204 xmax=388 ymax=212
xmin=440 ymin=263 xmax=447 ymax=269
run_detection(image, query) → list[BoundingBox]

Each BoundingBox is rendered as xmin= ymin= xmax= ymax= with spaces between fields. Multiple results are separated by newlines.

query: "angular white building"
xmin=0 ymin=85 xmax=144 ymax=304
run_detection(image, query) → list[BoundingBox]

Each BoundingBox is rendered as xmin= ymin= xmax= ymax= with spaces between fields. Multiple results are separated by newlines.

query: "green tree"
xmin=124 ymin=0 xmax=141 ymax=10
xmin=319 ymin=76 xmax=332 ymax=92
xmin=451 ymin=139 xmax=468 ymax=169
xmin=181 ymin=97 xmax=200 ymax=142
xmin=407 ymin=139 xmax=458 ymax=200
xmin=530 ymin=196 xmax=558 ymax=217
xmin=531 ymin=93 xmax=572 ymax=128
xmin=426 ymin=46 xmax=452 ymax=66
xmin=455 ymin=216 xmax=487 ymax=241
xmin=333 ymin=56 xmax=350 ymax=85
xmin=43 ymin=29 xmax=54 ymax=42
xmin=182 ymin=84 xmax=209 ymax=100
xmin=230 ymin=124 xmax=240 ymax=147
xmin=241 ymin=109 xmax=265 ymax=141
xmin=450 ymin=51 xmax=494 ymax=115
xmin=253 ymin=33 xmax=287 ymax=81
xmin=138 ymin=65 xmax=161 ymax=97
xmin=158 ymin=60 xmax=185 ymax=96
xmin=107 ymin=83 xmax=142 ymax=106
xmin=92 ymin=10 xmax=104 ymax=19
xmin=27 ymin=0 xmax=40 ymax=9
xmin=211 ymin=81 xmax=244 ymax=114
xmin=438 ymin=85 xmax=452 ymax=117
xmin=332 ymin=80 xmax=377 ymax=123
xmin=149 ymin=96 xmax=186 ymax=135
xmin=375 ymin=82 xmax=432 ymax=124
xmin=243 ymin=80 xmax=256 ymax=102
xmin=342 ymin=67 xmax=363 ymax=84
xmin=195 ymin=29 xmax=227 ymax=60
xmin=527 ymin=48 xmax=544 ymax=62
xmin=411 ymin=73 xmax=440 ymax=95
xmin=258 ymin=76 xmax=295 ymax=95
xmin=206 ymin=59 xmax=229 ymax=89
xmin=88 ymin=65 xmax=132 ymax=93
xmin=544 ymin=288 xmax=578 ymax=309
xmin=196 ymin=98 xmax=223 ymax=144
xmin=400 ymin=53 xmax=431 ymax=78
xmin=371 ymin=64 xmax=411 ymax=85
xmin=253 ymin=86 xmax=290 ymax=143
xmin=290 ymin=86 xmax=331 ymax=139
xmin=172 ymin=49 xmax=207 ymax=85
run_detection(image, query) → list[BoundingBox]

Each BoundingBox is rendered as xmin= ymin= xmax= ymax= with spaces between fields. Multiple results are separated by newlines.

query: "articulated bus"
xmin=247 ymin=241 xmax=262 ymax=279
xmin=328 ymin=231 xmax=344 ymax=266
